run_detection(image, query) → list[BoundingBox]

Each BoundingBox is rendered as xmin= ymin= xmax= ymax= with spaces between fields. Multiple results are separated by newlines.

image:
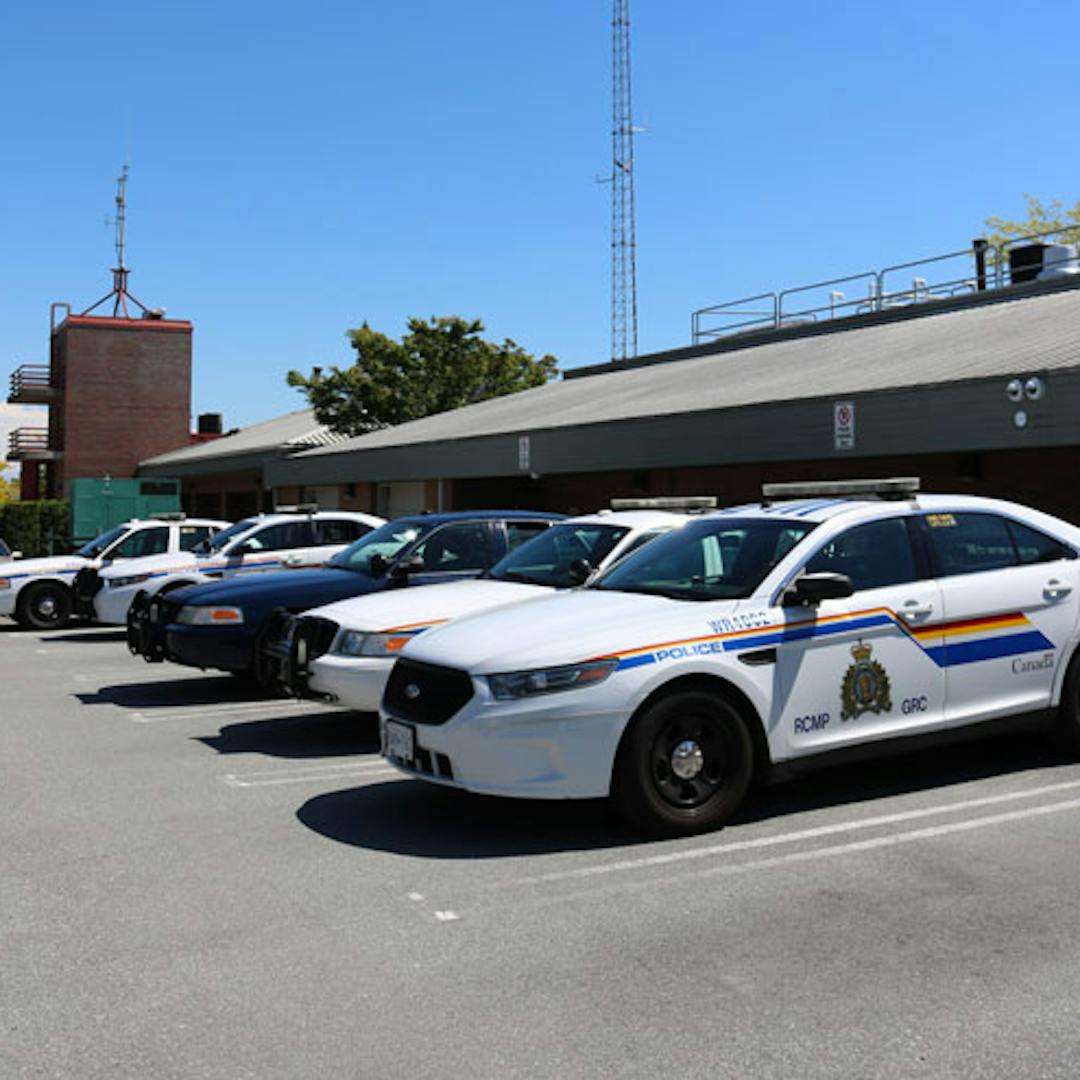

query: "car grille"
xmin=384 ymin=658 xmax=474 ymax=725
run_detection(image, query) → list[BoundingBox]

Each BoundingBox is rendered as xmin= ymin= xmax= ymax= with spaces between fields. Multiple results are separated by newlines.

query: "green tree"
xmin=288 ymin=316 xmax=559 ymax=435
xmin=0 ymin=465 xmax=17 ymax=506
xmin=985 ymin=194 xmax=1080 ymax=250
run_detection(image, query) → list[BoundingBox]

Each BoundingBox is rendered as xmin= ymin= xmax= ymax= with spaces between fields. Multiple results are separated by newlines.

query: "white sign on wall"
xmin=834 ymin=400 xmax=855 ymax=451
xmin=518 ymin=435 xmax=531 ymax=472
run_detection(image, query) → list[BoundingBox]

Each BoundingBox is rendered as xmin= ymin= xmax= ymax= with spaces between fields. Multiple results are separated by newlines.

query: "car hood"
xmin=2 ymin=555 xmax=90 ymax=576
xmin=172 ymin=567 xmax=379 ymax=608
xmin=306 ymin=578 xmax=549 ymax=632
xmin=99 ymin=552 xmax=199 ymax=580
xmin=404 ymin=588 xmax=760 ymax=673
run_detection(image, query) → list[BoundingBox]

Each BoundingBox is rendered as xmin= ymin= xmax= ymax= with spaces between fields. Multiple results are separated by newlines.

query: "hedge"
xmin=0 ymin=501 xmax=71 ymax=557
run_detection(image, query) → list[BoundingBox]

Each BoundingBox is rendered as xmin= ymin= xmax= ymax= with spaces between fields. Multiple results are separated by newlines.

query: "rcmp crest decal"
xmin=841 ymin=640 xmax=892 ymax=720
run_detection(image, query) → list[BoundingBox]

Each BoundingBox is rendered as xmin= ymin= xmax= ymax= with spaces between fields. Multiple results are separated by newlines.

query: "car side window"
xmin=804 ymin=518 xmax=918 ymax=591
xmin=506 ymin=521 xmax=551 ymax=551
xmin=1006 ymin=519 xmax=1077 ymax=565
xmin=925 ymin=512 xmax=1017 ymax=577
xmin=111 ymin=527 xmax=170 ymax=559
xmin=414 ymin=523 xmax=492 ymax=572
xmin=179 ymin=526 xmax=214 ymax=552
xmin=241 ymin=521 xmax=314 ymax=553
xmin=316 ymin=519 xmax=368 ymax=545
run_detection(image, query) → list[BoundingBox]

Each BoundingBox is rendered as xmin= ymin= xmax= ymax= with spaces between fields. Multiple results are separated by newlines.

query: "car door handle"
xmin=900 ymin=600 xmax=934 ymax=621
xmin=1044 ymin=579 xmax=1073 ymax=601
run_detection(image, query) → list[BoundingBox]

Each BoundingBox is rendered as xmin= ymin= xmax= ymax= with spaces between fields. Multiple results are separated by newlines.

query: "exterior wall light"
xmin=1024 ymin=377 xmax=1045 ymax=401
xmin=1006 ymin=379 xmax=1023 ymax=402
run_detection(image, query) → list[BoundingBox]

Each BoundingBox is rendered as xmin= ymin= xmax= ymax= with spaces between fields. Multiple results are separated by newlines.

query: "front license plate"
xmin=384 ymin=720 xmax=415 ymax=764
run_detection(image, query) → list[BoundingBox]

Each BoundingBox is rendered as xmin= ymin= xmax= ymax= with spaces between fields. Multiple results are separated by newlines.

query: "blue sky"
xmin=3 ymin=0 xmax=1080 ymax=429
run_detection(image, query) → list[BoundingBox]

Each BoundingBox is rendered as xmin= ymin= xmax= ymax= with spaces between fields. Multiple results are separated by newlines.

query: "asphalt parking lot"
xmin=4 ymin=624 xmax=1080 ymax=1079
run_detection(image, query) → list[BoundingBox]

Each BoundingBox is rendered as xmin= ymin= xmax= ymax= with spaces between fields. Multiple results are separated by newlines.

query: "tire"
xmin=612 ymin=688 xmax=755 ymax=837
xmin=18 ymin=581 xmax=74 ymax=630
xmin=1055 ymin=651 xmax=1080 ymax=756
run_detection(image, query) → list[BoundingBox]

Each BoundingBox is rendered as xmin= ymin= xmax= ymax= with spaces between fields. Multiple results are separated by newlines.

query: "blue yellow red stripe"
xmin=591 ymin=606 xmax=1054 ymax=672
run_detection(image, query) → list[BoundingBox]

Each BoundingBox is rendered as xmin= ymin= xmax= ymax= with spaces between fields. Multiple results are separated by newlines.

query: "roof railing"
xmin=691 ymin=227 xmax=1080 ymax=344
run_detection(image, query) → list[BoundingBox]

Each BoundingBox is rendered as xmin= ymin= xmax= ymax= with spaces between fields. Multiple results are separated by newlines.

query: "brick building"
xmin=8 ymin=306 xmax=192 ymax=500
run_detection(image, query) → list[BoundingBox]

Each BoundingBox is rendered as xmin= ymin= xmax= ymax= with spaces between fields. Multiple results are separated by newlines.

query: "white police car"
xmin=381 ymin=480 xmax=1080 ymax=836
xmin=0 ymin=516 xmax=229 ymax=630
xmin=283 ymin=508 xmax=693 ymax=710
xmin=92 ymin=509 xmax=385 ymax=625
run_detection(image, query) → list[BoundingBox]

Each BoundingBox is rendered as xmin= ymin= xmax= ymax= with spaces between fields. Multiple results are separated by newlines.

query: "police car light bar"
xmin=151 ymin=512 xmax=187 ymax=521
xmin=609 ymin=496 xmax=719 ymax=512
xmin=761 ymin=478 xmax=921 ymax=504
xmin=274 ymin=503 xmax=320 ymax=514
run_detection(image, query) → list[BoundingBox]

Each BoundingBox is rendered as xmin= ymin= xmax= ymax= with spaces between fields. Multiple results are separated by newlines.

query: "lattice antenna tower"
xmin=83 ymin=163 xmax=149 ymax=318
xmin=611 ymin=0 xmax=638 ymax=362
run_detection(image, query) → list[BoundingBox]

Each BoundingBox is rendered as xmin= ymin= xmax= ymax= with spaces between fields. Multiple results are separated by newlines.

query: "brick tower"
xmin=6 ymin=168 xmax=192 ymax=498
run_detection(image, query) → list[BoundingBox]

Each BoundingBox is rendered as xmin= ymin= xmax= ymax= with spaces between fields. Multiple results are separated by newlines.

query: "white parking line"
xmin=223 ymin=759 xmax=399 ymax=788
xmin=128 ymin=699 xmax=341 ymax=724
xmin=497 ymin=776 xmax=1080 ymax=888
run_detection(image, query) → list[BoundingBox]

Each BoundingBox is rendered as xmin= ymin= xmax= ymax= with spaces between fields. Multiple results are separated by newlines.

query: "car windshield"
xmin=0 ymin=538 xmax=10 ymax=558
xmin=592 ymin=517 xmax=816 ymax=601
xmin=327 ymin=519 xmax=433 ymax=573
xmin=74 ymin=526 xmax=129 ymax=558
xmin=489 ymin=523 xmax=630 ymax=587
xmin=198 ymin=519 xmax=257 ymax=554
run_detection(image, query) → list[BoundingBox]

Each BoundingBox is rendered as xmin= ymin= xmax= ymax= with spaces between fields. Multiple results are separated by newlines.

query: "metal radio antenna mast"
xmin=611 ymin=0 xmax=638 ymax=362
xmin=83 ymin=163 xmax=149 ymax=318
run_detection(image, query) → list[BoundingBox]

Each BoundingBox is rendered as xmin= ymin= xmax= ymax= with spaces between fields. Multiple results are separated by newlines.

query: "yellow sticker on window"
xmin=926 ymin=513 xmax=957 ymax=528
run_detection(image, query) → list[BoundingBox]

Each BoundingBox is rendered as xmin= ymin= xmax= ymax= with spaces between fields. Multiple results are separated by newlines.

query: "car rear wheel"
xmin=18 ymin=581 xmax=74 ymax=630
xmin=612 ymin=688 xmax=754 ymax=837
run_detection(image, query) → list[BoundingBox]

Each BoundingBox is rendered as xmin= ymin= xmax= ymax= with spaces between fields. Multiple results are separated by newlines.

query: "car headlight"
xmin=109 ymin=573 xmax=151 ymax=589
xmin=335 ymin=630 xmax=414 ymax=657
xmin=175 ymin=605 xmax=244 ymax=626
xmin=487 ymin=659 xmax=618 ymax=700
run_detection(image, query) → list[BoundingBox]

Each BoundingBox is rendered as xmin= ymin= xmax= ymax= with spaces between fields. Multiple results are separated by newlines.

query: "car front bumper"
xmin=309 ymin=654 xmax=392 ymax=712
xmin=95 ymin=584 xmax=140 ymax=625
xmin=381 ymin=685 xmax=630 ymax=800
xmin=166 ymin=624 xmax=254 ymax=672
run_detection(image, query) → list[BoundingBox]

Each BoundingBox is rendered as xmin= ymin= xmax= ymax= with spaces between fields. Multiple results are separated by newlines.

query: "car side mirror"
xmin=392 ymin=554 xmax=425 ymax=580
xmin=568 ymin=557 xmax=594 ymax=585
xmin=782 ymin=571 xmax=854 ymax=606
xmin=367 ymin=553 xmax=389 ymax=577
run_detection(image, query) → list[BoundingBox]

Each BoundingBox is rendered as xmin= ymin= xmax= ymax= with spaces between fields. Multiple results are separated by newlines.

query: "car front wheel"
xmin=612 ymin=688 xmax=755 ymax=837
xmin=18 ymin=581 xmax=75 ymax=630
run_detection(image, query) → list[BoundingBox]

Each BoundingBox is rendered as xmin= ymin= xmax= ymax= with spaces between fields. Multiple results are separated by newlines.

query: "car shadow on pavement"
xmin=76 ymin=675 xmax=270 ymax=709
xmin=196 ymin=711 xmax=380 ymax=759
xmin=297 ymin=781 xmax=641 ymax=859
xmin=297 ymin=731 xmax=1070 ymax=859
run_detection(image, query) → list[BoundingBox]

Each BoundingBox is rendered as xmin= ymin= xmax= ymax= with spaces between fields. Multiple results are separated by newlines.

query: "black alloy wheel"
xmin=613 ymin=688 xmax=754 ymax=837
xmin=18 ymin=581 xmax=74 ymax=630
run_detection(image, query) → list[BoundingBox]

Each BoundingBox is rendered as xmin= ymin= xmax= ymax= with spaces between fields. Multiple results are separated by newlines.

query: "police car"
xmin=277 ymin=507 xmax=699 ymax=710
xmin=0 ymin=516 xmax=229 ymax=630
xmin=381 ymin=480 xmax=1080 ymax=836
xmin=92 ymin=508 xmax=385 ymax=625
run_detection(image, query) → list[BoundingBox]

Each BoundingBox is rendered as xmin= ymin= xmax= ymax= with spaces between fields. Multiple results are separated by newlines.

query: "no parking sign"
xmin=834 ymin=400 xmax=855 ymax=450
